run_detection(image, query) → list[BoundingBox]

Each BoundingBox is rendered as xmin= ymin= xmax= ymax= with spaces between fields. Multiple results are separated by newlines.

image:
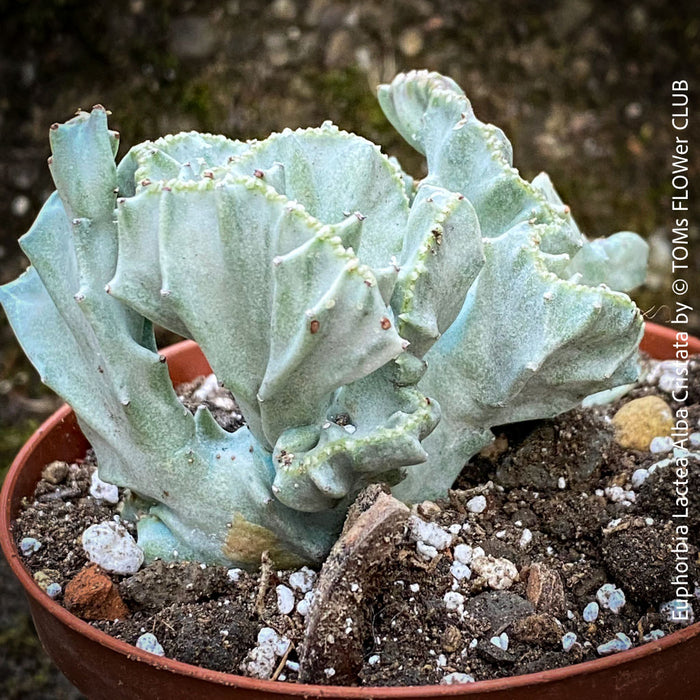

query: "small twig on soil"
xmin=407 ymin=554 xmax=431 ymax=570
xmin=426 ymin=552 xmax=443 ymax=572
xmin=388 ymin=605 xmax=409 ymax=627
xmin=255 ymin=550 xmax=274 ymax=616
xmin=271 ymin=641 xmax=294 ymax=681
xmin=397 ymin=548 xmax=412 ymax=562
xmin=448 ymin=489 xmax=467 ymax=515
xmin=158 ymin=619 xmax=176 ymax=634
xmin=404 ymin=549 xmax=444 ymax=571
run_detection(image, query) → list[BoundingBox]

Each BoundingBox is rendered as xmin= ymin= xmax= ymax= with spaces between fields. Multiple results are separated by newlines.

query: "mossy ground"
xmin=0 ymin=0 xmax=697 ymax=695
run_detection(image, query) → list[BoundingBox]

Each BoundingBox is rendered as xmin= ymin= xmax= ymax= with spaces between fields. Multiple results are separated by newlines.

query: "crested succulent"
xmin=0 ymin=71 xmax=647 ymax=567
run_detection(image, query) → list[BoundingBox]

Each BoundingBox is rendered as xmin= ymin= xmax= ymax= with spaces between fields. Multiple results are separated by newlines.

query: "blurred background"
xmin=0 ymin=0 xmax=697 ymax=696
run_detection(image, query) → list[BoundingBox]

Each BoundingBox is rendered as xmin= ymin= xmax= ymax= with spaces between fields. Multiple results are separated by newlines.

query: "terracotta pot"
xmin=2 ymin=321 xmax=699 ymax=700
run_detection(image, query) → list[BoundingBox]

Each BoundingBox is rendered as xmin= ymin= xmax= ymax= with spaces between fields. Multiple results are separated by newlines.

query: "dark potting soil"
xmin=11 ymin=361 xmax=700 ymax=687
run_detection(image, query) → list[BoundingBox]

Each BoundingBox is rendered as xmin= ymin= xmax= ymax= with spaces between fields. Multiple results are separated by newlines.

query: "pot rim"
xmin=2 ymin=320 xmax=699 ymax=696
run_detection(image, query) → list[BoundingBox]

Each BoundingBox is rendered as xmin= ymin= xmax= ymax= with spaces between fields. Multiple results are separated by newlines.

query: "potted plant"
xmin=1 ymin=70 xmax=698 ymax=698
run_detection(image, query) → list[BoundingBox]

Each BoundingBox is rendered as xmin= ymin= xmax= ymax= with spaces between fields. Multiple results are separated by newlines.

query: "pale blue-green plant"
xmin=0 ymin=71 xmax=647 ymax=567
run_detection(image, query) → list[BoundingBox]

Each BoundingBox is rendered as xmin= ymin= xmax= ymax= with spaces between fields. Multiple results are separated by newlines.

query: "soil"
xmin=1 ymin=6 xmax=697 ymax=691
xmin=9 ymin=357 xmax=700 ymax=687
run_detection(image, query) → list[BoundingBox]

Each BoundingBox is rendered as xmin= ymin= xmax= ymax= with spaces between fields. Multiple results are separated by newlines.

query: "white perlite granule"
xmin=450 ymin=561 xmax=471 ymax=581
xmin=296 ymin=591 xmax=314 ymax=616
xmin=136 ymin=633 xmax=165 ymax=656
xmin=466 ymin=495 xmax=487 ymax=513
xmin=440 ymin=672 xmax=475 ymax=685
xmin=89 ymin=470 xmax=119 ymax=504
xmin=443 ymin=591 xmax=465 ymax=612
xmin=276 ymin=585 xmax=295 ymax=615
xmin=596 ymin=583 xmax=626 ymax=614
xmin=242 ymin=628 xmax=291 ymax=679
xmin=81 ymin=520 xmax=143 ymax=575
xmin=227 ymin=568 xmax=243 ymax=582
xmin=453 ymin=543 xmax=472 ymax=564
xmin=408 ymin=515 xmax=453 ymax=550
xmin=288 ymin=566 xmax=317 ymax=593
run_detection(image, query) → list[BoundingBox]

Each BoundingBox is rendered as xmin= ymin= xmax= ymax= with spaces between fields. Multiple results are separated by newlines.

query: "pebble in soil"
xmin=11 ymin=362 xmax=700 ymax=686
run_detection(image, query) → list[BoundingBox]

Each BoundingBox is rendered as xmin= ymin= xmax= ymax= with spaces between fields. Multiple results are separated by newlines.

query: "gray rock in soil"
xmin=462 ymin=590 xmax=534 ymax=637
xmin=511 ymin=613 xmax=563 ymax=647
xmin=476 ymin=638 xmax=517 ymax=664
xmin=119 ymin=560 xmax=232 ymax=613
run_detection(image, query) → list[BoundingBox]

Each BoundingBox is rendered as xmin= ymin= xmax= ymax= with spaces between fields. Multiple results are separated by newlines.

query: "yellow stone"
xmin=611 ymin=396 xmax=674 ymax=451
